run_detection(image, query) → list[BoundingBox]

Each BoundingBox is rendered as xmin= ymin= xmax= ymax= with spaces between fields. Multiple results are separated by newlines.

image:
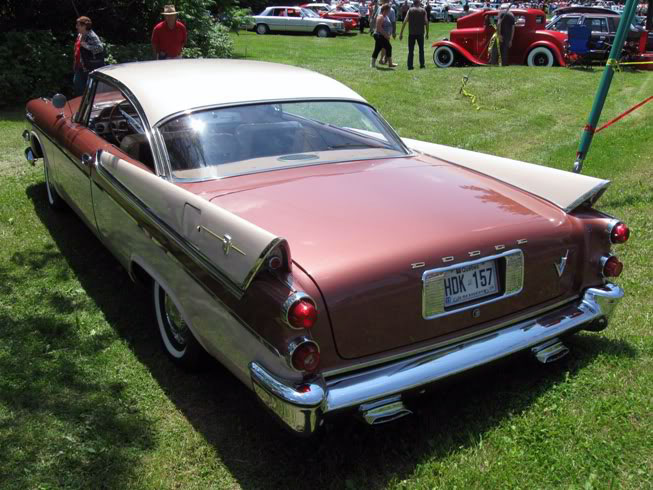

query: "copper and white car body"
xmin=23 ymin=60 xmax=627 ymax=436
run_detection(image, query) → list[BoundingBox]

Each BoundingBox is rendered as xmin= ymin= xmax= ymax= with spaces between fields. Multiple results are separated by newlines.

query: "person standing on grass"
xmin=359 ymin=1 xmax=368 ymax=32
xmin=490 ymin=3 xmax=514 ymax=66
xmin=152 ymin=4 xmax=187 ymax=60
xmin=399 ymin=0 xmax=429 ymax=70
xmin=371 ymin=4 xmax=397 ymax=68
xmin=378 ymin=0 xmax=397 ymax=64
xmin=73 ymin=16 xmax=105 ymax=96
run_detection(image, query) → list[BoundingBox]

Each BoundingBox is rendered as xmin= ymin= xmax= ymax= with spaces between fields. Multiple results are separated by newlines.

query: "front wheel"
xmin=316 ymin=26 xmax=330 ymax=38
xmin=433 ymin=45 xmax=456 ymax=68
xmin=153 ymin=280 xmax=208 ymax=370
xmin=256 ymin=23 xmax=269 ymax=35
xmin=527 ymin=47 xmax=555 ymax=67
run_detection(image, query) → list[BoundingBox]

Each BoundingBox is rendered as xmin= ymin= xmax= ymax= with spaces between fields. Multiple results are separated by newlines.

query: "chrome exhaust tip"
xmin=531 ymin=337 xmax=570 ymax=364
xmin=359 ymin=396 xmax=413 ymax=425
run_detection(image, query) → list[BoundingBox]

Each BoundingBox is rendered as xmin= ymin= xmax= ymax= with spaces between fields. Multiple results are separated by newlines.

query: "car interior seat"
xmin=235 ymin=121 xmax=307 ymax=160
xmin=120 ymin=133 xmax=155 ymax=170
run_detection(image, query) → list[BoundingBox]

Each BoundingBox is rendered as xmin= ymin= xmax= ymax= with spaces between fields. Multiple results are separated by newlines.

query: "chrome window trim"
xmin=92 ymin=73 xmax=170 ymax=179
xmin=321 ymin=294 xmax=579 ymax=379
xmin=422 ymin=248 xmax=524 ymax=320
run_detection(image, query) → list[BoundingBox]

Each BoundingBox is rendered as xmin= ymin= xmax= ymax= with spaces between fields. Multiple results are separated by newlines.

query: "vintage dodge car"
xmin=23 ymin=60 xmax=627 ymax=436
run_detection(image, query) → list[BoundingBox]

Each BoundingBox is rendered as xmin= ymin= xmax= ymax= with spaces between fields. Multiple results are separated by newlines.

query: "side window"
xmin=555 ymin=16 xmax=580 ymax=31
xmin=87 ymin=80 xmax=154 ymax=170
xmin=535 ymin=15 xmax=544 ymax=24
xmin=584 ymin=17 xmax=608 ymax=32
xmin=515 ymin=15 xmax=526 ymax=27
xmin=288 ymin=9 xmax=301 ymax=17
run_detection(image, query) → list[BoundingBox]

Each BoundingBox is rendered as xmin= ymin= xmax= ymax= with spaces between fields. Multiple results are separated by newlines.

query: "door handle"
xmin=81 ymin=153 xmax=94 ymax=166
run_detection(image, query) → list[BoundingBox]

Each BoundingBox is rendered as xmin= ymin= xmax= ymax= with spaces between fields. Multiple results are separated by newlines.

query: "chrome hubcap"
xmin=164 ymin=293 xmax=187 ymax=346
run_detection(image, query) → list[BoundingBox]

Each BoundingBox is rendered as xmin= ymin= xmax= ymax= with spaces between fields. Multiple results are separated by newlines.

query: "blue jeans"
xmin=73 ymin=68 xmax=88 ymax=97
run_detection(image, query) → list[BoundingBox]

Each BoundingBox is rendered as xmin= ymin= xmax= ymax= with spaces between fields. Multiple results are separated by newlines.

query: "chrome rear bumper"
xmin=249 ymin=283 xmax=623 ymax=436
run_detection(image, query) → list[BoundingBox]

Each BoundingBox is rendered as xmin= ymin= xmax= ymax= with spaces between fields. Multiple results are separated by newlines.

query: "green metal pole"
xmin=573 ymin=0 xmax=640 ymax=173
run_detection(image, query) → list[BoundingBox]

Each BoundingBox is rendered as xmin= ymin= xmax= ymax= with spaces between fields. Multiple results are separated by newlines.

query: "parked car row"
xmin=251 ymin=6 xmax=346 ymax=37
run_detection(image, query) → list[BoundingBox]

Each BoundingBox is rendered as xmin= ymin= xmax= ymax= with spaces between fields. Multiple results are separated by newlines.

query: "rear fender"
xmin=431 ymin=40 xmax=486 ymax=65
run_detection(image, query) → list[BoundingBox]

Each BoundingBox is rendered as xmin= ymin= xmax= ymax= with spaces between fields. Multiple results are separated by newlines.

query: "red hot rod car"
xmin=432 ymin=9 xmax=568 ymax=67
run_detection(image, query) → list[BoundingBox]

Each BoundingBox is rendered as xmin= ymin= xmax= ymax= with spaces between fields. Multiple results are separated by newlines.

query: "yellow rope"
xmin=488 ymin=32 xmax=501 ymax=66
xmin=460 ymin=76 xmax=481 ymax=111
xmin=606 ymin=58 xmax=653 ymax=71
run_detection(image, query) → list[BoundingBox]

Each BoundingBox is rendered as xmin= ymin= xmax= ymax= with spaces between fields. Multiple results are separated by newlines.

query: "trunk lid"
xmin=206 ymin=156 xmax=581 ymax=359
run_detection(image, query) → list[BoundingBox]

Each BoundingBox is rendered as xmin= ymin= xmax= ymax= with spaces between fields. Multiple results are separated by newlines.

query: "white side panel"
xmin=98 ymin=151 xmax=282 ymax=292
xmin=403 ymin=138 xmax=610 ymax=212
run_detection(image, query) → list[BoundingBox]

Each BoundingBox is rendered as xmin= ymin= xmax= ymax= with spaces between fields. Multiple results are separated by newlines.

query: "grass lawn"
xmin=1 ymin=25 xmax=652 ymax=489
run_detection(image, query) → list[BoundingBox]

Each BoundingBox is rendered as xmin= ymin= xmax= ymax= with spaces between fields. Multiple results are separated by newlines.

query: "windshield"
xmin=159 ymin=101 xmax=409 ymax=181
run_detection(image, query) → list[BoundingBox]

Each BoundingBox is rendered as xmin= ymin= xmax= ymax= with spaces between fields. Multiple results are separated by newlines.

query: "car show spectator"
xmin=152 ymin=4 xmax=187 ymax=60
xmin=359 ymin=1 xmax=369 ymax=32
xmin=73 ymin=16 xmax=105 ymax=96
xmin=371 ymin=4 xmax=397 ymax=68
xmin=490 ymin=4 xmax=515 ymax=65
xmin=399 ymin=0 xmax=430 ymax=69
xmin=401 ymin=0 xmax=410 ymax=20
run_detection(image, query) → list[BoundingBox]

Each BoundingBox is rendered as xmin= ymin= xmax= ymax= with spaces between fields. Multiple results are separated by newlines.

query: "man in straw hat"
xmin=152 ymin=4 xmax=187 ymax=59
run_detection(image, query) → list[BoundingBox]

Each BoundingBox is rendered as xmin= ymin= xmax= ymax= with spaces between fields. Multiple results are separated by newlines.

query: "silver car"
xmin=252 ymin=6 xmax=346 ymax=37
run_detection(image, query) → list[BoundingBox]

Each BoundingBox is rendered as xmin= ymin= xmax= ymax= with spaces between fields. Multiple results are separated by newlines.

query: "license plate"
xmin=443 ymin=259 xmax=498 ymax=307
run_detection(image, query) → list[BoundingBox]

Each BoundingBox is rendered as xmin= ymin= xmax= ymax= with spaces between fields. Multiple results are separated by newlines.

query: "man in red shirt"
xmin=152 ymin=4 xmax=187 ymax=59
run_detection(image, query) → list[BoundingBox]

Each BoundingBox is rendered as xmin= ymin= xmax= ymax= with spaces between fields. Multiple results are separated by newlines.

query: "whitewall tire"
xmin=43 ymin=149 xmax=65 ymax=210
xmin=433 ymin=46 xmax=456 ymax=68
xmin=527 ymin=47 xmax=554 ymax=67
xmin=153 ymin=280 xmax=207 ymax=370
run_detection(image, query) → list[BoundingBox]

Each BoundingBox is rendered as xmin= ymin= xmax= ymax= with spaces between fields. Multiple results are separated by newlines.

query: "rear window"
xmin=584 ymin=17 xmax=609 ymax=32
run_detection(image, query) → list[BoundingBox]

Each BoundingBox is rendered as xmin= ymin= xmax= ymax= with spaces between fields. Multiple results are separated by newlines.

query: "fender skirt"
xmin=432 ymin=41 xmax=487 ymax=65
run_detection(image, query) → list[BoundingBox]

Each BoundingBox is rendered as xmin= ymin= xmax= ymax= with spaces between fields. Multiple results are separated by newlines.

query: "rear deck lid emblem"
xmin=554 ymin=250 xmax=569 ymax=277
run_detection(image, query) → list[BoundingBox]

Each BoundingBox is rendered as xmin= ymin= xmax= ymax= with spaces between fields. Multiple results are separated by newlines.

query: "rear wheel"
xmin=316 ymin=26 xmax=330 ymax=38
xmin=527 ymin=47 xmax=554 ymax=67
xmin=256 ymin=23 xmax=269 ymax=35
xmin=153 ymin=280 xmax=208 ymax=370
xmin=43 ymin=148 xmax=65 ymax=210
xmin=433 ymin=45 xmax=456 ymax=68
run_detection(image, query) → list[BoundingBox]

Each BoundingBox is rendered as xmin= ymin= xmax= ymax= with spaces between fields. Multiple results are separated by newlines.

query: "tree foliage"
xmin=0 ymin=0 xmax=238 ymax=105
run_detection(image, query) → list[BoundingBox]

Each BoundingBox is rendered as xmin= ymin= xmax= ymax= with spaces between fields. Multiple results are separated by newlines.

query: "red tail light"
xmin=283 ymin=293 xmax=318 ymax=329
xmin=601 ymin=256 xmax=623 ymax=278
xmin=610 ymin=222 xmax=630 ymax=244
xmin=289 ymin=300 xmax=318 ymax=329
xmin=291 ymin=341 xmax=320 ymax=372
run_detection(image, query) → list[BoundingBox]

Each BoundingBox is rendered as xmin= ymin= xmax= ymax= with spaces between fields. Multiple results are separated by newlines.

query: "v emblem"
xmin=555 ymin=250 xmax=569 ymax=277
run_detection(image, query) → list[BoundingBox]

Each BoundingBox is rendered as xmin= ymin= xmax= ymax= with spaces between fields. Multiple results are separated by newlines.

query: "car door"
xmin=284 ymin=8 xmax=307 ymax=32
xmin=266 ymin=8 xmax=288 ymax=31
xmin=583 ymin=16 xmax=610 ymax=53
xmin=51 ymin=81 xmax=106 ymax=229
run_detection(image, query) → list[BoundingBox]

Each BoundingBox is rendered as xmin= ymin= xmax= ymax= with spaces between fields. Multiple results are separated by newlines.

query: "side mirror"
xmin=52 ymin=93 xmax=67 ymax=109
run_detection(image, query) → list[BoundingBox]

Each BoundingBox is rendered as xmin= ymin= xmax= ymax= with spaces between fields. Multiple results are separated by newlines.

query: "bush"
xmin=183 ymin=23 xmax=234 ymax=59
xmin=105 ymin=43 xmax=153 ymax=64
xmin=0 ymin=30 xmax=72 ymax=105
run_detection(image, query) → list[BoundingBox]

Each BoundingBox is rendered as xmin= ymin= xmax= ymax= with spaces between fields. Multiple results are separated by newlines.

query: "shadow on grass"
xmin=23 ymin=181 xmax=637 ymax=489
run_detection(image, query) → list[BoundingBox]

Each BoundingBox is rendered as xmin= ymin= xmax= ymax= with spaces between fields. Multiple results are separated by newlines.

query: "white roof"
xmin=96 ymin=59 xmax=366 ymax=126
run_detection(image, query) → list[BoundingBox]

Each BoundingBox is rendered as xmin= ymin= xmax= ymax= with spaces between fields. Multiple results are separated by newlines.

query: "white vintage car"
xmin=251 ymin=6 xmax=346 ymax=37
xmin=23 ymin=60 xmax=627 ymax=436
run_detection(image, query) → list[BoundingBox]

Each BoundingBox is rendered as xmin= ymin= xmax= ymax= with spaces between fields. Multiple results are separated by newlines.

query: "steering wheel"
xmin=107 ymin=100 xmax=136 ymax=144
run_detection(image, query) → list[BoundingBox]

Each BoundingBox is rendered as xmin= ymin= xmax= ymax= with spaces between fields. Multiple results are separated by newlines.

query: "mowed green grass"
xmin=1 ymin=25 xmax=652 ymax=489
